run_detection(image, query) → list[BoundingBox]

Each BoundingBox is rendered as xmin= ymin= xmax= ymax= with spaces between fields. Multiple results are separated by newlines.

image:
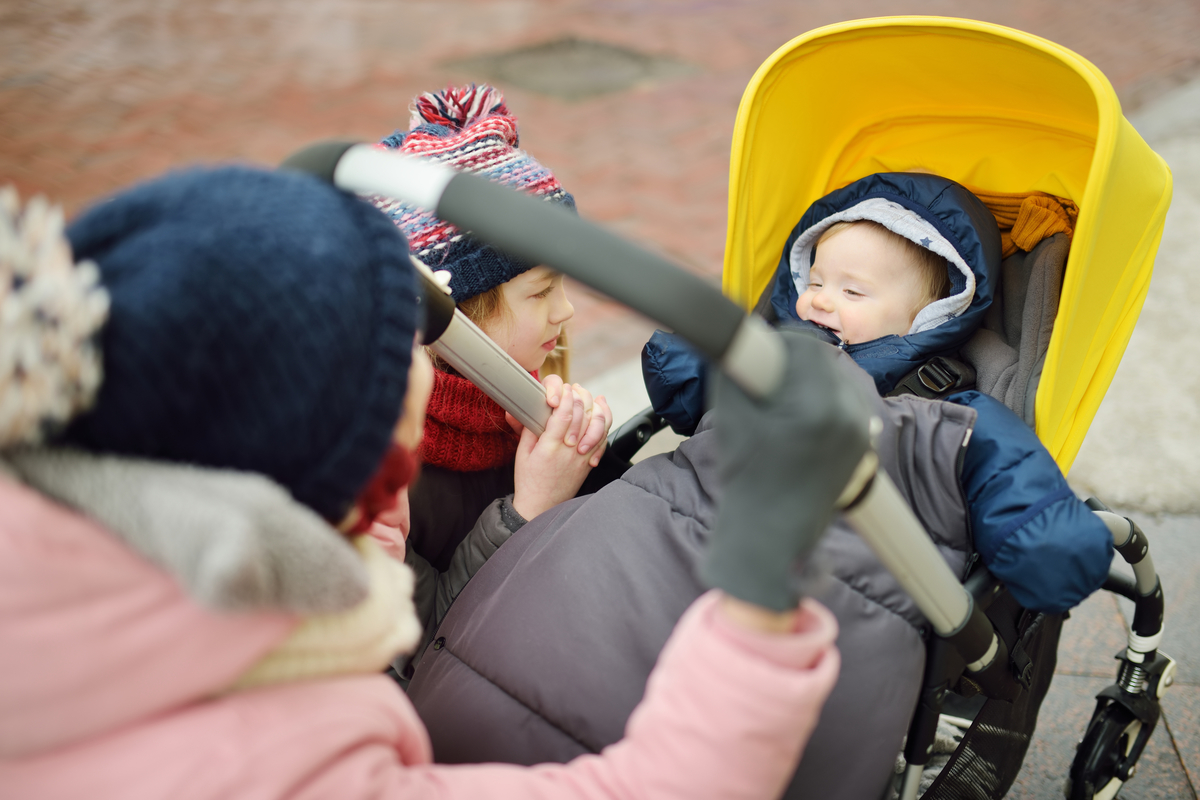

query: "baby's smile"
xmin=806 ymin=319 xmax=844 ymax=342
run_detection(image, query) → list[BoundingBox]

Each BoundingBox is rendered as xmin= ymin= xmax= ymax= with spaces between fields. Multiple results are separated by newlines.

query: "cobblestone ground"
xmin=3 ymin=2 xmax=1200 ymax=797
xmin=3 ymin=0 xmax=1200 ymax=377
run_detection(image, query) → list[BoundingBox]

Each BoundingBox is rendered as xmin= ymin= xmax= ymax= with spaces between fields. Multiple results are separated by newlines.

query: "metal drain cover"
xmin=446 ymin=37 xmax=696 ymax=100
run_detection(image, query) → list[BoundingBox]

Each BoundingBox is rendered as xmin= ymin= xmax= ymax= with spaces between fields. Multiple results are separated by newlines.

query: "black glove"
xmin=701 ymin=329 xmax=872 ymax=611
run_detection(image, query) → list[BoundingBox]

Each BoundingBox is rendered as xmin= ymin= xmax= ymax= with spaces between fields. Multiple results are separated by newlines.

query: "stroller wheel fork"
xmin=1065 ymin=651 xmax=1176 ymax=800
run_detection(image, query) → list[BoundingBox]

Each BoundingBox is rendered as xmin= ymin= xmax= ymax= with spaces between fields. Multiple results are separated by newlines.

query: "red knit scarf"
xmin=419 ymin=367 xmax=521 ymax=471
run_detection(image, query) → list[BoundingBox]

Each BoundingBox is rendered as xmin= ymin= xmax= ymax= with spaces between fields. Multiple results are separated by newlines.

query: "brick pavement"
xmin=4 ymin=0 xmax=1200 ymax=377
xmin=4 ymin=3 xmax=1200 ymax=796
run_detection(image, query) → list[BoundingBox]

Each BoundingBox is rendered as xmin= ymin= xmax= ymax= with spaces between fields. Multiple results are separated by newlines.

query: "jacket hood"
xmin=765 ymin=173 xmax=1001 ymax=394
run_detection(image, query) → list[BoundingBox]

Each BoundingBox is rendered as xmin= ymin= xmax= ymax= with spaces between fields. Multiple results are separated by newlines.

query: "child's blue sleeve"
xmin=947 ymin=391 xmax=1113 ymax=613
xmin=641 ymin=330 xmax=709 ymax=436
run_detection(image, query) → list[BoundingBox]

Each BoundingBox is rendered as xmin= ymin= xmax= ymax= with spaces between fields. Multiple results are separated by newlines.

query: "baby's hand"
xmin=540 ymin=375 xmax=613 ymax=467
xmin=511 ymin=384 xmax=611 ymax=521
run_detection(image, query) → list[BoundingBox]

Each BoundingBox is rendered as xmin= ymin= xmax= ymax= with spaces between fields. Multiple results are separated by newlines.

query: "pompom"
xmin=410 ymin=84 xmax=509 ymax=133
xmin=0 ymin=185 xmax=109 ymax=448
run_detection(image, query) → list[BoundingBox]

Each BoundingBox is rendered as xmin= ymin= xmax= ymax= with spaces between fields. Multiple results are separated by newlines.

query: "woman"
xmin=0 ymin=167 xmax=863 ymax=799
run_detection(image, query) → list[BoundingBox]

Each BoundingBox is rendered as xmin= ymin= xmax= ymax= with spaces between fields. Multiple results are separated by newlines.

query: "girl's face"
xmin=481 ymin=266 xmax=574 ymax=373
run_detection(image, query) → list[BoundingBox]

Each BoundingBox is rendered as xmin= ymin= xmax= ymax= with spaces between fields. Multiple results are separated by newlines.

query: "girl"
xmin=370 ymin=86 xmax=614 ymax=670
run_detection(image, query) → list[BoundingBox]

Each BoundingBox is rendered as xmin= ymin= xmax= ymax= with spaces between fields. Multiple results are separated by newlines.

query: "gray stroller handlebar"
xmin=283 ymin=141 xmax=786 ymax=400
xmin=281 ymin=141 xmax=1005 ymax=697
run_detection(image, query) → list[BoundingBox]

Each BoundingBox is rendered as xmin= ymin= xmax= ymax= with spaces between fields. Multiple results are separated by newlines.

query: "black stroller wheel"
xmin=1067 ymin=703 xmax=1141 ymax=800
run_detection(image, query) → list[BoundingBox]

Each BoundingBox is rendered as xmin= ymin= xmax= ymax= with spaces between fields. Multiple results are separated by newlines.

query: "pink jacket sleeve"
xmin=391 ymin=592 xmax=839 ymax=800
xmin=295 ymin=592 xmax=841 ymax=800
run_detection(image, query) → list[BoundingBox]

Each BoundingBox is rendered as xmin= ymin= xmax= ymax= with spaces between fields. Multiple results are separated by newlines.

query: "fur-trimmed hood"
xmin=762 ymin=173 xmax=1002 ymax=394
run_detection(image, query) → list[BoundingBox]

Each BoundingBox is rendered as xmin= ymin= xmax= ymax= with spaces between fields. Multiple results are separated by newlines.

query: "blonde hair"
xmin=430 ymin=283 xmax=571 ymax=382
xmin=817 ymin=220 xmax=951 ymax=316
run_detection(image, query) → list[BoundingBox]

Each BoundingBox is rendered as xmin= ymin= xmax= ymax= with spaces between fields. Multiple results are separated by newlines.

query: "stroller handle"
xmin=281 ymin=141 xmax=786 ymax=401
xmin=281 ymin=141 xmax=996 ymax=661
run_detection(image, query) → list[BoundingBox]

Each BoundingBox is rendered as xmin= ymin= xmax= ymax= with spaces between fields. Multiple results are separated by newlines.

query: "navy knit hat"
xmin=60 ymin=166 xmax=420 ymax=522
xmin=373 ymin=84 xmax=575 ymax=302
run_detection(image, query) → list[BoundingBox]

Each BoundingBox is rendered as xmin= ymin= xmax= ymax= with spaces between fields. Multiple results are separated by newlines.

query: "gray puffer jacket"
xmin=406 ymin=353 xmax=977 ymax=800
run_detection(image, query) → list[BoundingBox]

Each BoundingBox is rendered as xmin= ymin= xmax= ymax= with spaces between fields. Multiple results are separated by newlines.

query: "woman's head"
xmin=50 ymin=166 xmax=423 ymax=524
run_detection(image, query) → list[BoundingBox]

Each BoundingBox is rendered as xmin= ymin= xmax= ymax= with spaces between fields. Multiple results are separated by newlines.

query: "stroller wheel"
xmin=1067 ymin=704 xmax=1141 ymax=800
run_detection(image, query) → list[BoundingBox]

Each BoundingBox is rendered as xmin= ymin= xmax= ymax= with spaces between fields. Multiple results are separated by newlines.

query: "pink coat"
xmin=0 ymin=477 xmax=840 ymax=800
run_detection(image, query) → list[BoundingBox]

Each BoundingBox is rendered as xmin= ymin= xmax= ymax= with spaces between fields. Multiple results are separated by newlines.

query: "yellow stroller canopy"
xmin=723 ymin=17 xmax=1172 ymax=472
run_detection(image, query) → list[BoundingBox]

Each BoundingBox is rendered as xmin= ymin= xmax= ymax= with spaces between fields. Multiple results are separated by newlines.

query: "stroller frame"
xmin=901 ymin=497 xmax=1175 ymax=800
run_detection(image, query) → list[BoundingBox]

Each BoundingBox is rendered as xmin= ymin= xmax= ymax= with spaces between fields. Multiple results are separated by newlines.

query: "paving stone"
xmin=1162 ymin=684 xmax=1200 ymax=792
xmin=3 ymin=4 xmax=1200 ymax=782
xmin=1058 ymin=589 xmax=1131 ymax=680
xmin=1012 ymin=674 xmax=1196 ymax=799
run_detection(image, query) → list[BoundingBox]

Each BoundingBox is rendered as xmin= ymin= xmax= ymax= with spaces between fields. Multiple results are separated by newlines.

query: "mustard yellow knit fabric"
xmin=967 ymin=187 xmax=1079 ymax=258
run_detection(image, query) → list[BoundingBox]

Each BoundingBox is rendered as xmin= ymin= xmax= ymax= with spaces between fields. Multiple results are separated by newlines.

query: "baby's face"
xmin=795 ymin=224 xmax=928 ymax=345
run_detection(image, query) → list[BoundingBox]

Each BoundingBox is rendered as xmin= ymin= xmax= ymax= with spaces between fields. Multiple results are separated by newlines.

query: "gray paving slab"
xmin=1057 ymin=590 xmax=1130 ymax=680
xmin=1012 ymin=674 xmax=1196 ymax=800
xmin=1069 ymin=76 xmax=1200 ymax=515
xmin=1162 ymin=685 xmax=1200 ymax=793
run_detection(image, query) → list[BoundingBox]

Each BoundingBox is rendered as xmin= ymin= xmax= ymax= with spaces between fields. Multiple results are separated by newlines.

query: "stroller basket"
xmin=926 ymin=608 xmax=1064 ymax=799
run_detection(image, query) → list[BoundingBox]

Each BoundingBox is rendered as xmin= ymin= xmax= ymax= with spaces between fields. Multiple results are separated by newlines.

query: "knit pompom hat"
xmin=0 ymin=186 xmax=109 ymax=448
xmin=374 ymin=84 xmax=575 ymax=302
xmin=58 ymin=166 xmax=420 ymax=522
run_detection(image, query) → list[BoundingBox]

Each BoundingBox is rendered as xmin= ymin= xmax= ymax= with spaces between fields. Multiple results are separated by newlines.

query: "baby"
xmin=644 ymin=171 xmax=1112 ymax=616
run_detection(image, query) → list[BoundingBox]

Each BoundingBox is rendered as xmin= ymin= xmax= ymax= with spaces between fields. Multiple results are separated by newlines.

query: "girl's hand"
xmin=511 ymin=384 xmax=603 ymax=521
xmin=540 ymin=375 xmax=613 ymax=466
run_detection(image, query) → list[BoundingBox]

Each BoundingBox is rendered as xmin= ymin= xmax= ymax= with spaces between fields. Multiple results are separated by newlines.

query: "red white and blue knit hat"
xmin=374 ymin=84 xmax=575 ymax=302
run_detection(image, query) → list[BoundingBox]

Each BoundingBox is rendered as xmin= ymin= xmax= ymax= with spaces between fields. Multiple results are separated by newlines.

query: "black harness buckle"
xmin=888 ymin=355 xmax=977 ymax=400
xmin=918 ymin=358 xmax=958 ymax=393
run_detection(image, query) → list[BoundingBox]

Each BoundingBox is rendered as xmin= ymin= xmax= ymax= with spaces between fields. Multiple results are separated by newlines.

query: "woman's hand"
xmin=540 ymin=375 xmax=613 ymax=466
xmin=509 ymin=384 xmax=613 ymax=521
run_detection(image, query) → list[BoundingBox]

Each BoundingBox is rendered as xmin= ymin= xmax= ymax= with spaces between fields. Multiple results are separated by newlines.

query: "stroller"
xmin=285 ymin=16 xmax=1175 ymax=800
xmin=713 ymin=16 xmax=1175 ymax=800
